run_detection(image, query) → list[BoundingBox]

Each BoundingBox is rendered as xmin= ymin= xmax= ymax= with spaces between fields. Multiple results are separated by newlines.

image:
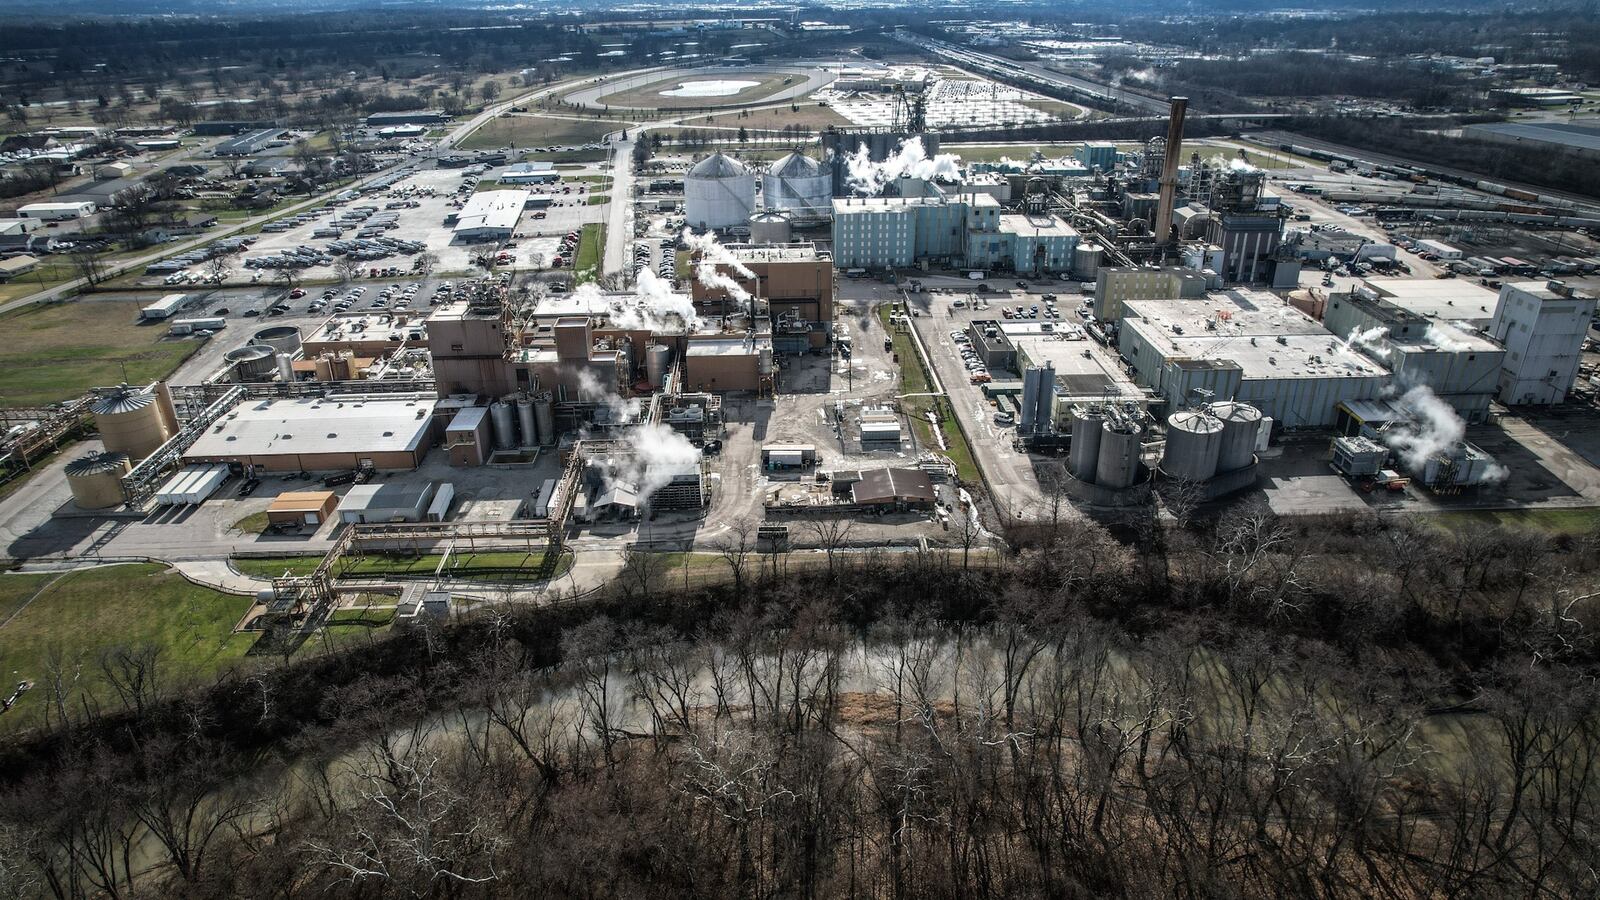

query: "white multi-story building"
xmin=1488 ymin=280 xmax=1593 ymax=405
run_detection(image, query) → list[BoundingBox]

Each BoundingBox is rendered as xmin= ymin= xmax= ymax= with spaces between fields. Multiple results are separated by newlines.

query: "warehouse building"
xmin=453 ymin=190 xmax=527 ymax=242
xmin=1118 ymin=295 xmax=1390 ymax=428
xmin=214 ymin=128 xmax=280 ymax=157
xmin=365 ymin=110 xmax=449 ymax=127
xmin=499 ymin=161 xmax=558 ymax=184
xmin=183 ymin=395 xmax=438 ymax=471
xmin=16 ymin=201 xmax=95 ymax=221
xmin=1489 ymin=280 xmax=1593 ymax=405
xmin=1349 ymin=278 xmax=1501 ymax=330
xmin=337 ymin=482 xmax=436 ymax=524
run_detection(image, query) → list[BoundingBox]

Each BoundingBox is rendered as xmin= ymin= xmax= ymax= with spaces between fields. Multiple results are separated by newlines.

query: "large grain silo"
xmin=91 ymin=387 xmax=174 ymax=462
xmin=1209 ymin=401 xmax=1263 ymax=473
xmin=64 ymin=451 xmax=130 ymax=510
xmin=685 ymin=152 xmax=756 ymax=231
xmin=1162 ymin=409 xmax=1224 ymax=482
xmin=763 ymin=151 xmax=831 ymax=217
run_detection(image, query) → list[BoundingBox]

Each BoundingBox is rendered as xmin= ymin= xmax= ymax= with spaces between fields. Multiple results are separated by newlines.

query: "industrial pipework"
xmin=1153 ymin=96 xmax=1188 ymax=247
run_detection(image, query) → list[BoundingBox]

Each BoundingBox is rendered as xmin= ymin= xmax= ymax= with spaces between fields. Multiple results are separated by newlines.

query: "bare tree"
xmin=68 ymin=247 xmax=112 ymax=287
xmin=804 ymin=517 xmax=855 ymax=579
xmin=714 ymin=516 xmax=757 ymax=599
xmin=203 ymin=249 xmax=238 ymax=285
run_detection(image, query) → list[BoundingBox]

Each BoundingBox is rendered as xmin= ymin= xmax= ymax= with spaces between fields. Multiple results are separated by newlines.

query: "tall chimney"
xmin=1153 ymin=96 xmax=1187 ymax=246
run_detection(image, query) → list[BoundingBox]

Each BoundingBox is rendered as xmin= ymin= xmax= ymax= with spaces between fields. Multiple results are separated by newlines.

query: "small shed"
xmin=762 ymin=442 xmax=817 ymax=468
xmin=266 ymin=490 xmax=338 ymax=526
xmin=851 ymin=468 xmax=937 ymax=511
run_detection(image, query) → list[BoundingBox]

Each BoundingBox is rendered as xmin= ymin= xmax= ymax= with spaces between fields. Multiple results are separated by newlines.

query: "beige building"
xmin=183 ymin=396 xmax=437 ymax=471
xmin=1094 ymin=266 xmax=1208 ymax=321
xmin=691 ymin=243 xmax=834 ymax=351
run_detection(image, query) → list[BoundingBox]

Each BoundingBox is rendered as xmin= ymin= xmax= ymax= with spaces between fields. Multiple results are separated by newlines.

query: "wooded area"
xmin=2 ymin=506 xmax=1599 ymax=898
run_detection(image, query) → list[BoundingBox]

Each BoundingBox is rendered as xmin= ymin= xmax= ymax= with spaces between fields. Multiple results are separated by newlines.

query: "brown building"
xmin=427 ymin=302 xmax=519 ymax=397
xmin=444 ymin=406 xmax=492 ymax=466
xmin=266 ymin=490 xmax=338 ymax=526
xmin=690 ymin=243 xmax=834 ymax=352
xmin=183 ymin=396 xmax=437 ymax=472
xmin=851 ymin=467 xmax=937 ymax=510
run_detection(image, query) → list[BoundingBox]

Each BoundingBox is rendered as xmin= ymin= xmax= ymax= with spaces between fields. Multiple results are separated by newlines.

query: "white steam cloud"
xmin=618 ymin=423 xmax=704 ymax=505
xmin=1341 ymin=325 xmax=1390 ymax=361
xmin=1382 ymin=385 xmax=1507 ymax=485
xmin=845 ymin=136 xmax=962 ymax=196
xmin=1228 ymin=158 xmax=1260 ymax=174
xmin=574 ymin=366 xmax=640 ymax=424
xmin=682 ymin=228 xmax=755 ymax=310
xmin=611 ymin=269 xmax=701 ymax=332
xmin=1424 ymin=323 xmax=1475 ymax=352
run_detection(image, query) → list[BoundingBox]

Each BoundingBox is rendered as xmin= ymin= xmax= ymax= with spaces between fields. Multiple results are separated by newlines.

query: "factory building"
xmin=453 ymin=190 xmax=527 ymax=242
xmin=1075 ymin=143 xmax=1118 ymax=172
xmin=685 ymin=152 xmax=756 ymax=231
xmin=1118 ymin=295 xmax=1390 ymax=428
xmin=499 ymin=161 xmax=558 ymax=184
xmin=183 ymin=395 xmax=437 ymax=471
xmin=1350 ymin=278 xmax=1501 ymax=330
xmin=1489 ymin=280 xmax=1593 ymax=405
xmin=1323 ymin=291 xmax=1503 ymax=423
xmin=1093 ymin=266 xmax=1208 ymax=321
xmin=690 ymin=243 xmax=834 ymax=352
xmin=365 ymin=110 xmax=449 ymax=126
xmin=831 ymin=190 xmax=1079 ymax=274
xmin=16 ymin=201 xmax=95 ymax=221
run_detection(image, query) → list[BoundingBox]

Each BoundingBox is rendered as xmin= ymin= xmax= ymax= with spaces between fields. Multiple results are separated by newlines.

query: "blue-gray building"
xmin=832 ymin=189 xmax=1079 ymax=275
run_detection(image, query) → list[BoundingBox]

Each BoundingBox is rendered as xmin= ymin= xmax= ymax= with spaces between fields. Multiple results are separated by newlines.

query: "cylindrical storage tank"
xmin=534 ymin=392 xmax=556 ymax=447
xmin=91 ymin=388 xmax=173 ymax=463
xmin=1209 ymin=401 xmax=1263 ymax=473
xmin=748 ymin=210 xmax=793 ymax=245
xmin=64 ymin=451 xmax=130 ymax=510
xmin=313 ymin=354 xmax=335 ymax=382
xmin=275 ymin=352 xmax=295 ymax=382
xmin=489 ymin=400 xmax=515 ymax=450
xmin=1069 ymin=408 xmax=1104 ymax=482
xmin=1163 ymin=409 xmax=1224 ymax=482
xmin=225 ymin=344 xmax=277 ymax=383
xmin=516 ymin=396 xmax=536 ymax=448
xmin=763 ymin=152 xmax=831 ymax=215
xmin=1073 ymin=243 xmax=1103 ymax=280
xmin=758 ymin=346 xmax=774 ymax=375
xmin=1095 ymin=421 xmax=1142 ymax=489
xmin=684 ymin=152 xmax=755 ymax=230
xmin=250 ymin=324 xmax=301 ymax=354
xmin=645 ymin=344 xmax=670 ymax=389
xmin=334 ymin=350 xmax=357 ymax=381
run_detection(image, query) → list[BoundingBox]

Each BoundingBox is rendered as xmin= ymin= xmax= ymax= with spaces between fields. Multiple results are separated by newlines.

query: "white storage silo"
xmin=645 ymin=344 xmax=671 ymax=389
xmin=1162 ymin=409 xmax=1224 ymax=482
xmin=685 ymin=152 xmax=756 ymax=231
xmin=763 ymin=152 xmax=831 ymax=216
xmin=489 ymin=400 xmax=515 ymax=450
xmin=516 ymin=395 xmax=537 ymax=448
xmin=1073 ymin=243 xmax=1103 ymax=280
xmin=1209 ymin=401 xmax=1263 ymax=473
xmin=748 ymin=210 xmax=793 ymax=245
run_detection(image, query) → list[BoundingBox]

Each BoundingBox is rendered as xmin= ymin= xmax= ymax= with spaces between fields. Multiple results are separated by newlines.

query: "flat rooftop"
xmin=1009 ymin=333 xmax=1143 ymax=399
xmin=1123 ymin=291 xmax=1331 ymax=339
xmin=454 ymin=189 xmax=527 ymax=233
xmin=1360 ymin=278 xmax=1500 ymax=323
xmin=1127 ymin=316 xmax=1389 ymax=380
xmin=686 ymin=336 xmax=768 ymax=357
xmin=725 ymin=242 xmax=832 ymax=262
xmin=998 ymin=213 xmax=1078 ymax=238
xmin=308 ymin=312 xmax=427 ymax=343
xmin=186 ymin=396 xmax=436 ymax=458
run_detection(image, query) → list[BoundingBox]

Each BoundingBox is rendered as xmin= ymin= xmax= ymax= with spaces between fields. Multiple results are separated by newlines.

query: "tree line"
xmin=2 ymin=505 xmax=1600 ymax=897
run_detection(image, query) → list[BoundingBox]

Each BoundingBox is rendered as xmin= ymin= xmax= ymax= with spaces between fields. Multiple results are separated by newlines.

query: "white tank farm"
xmin=1163 ymin=409 xmax=1224 ymax=482
xmin=1209 ymin=401 xmax=1263 ymax=473
xmin=685 ymin=152 xmax=756 ymax=230
xmin=762 ymin=152 xmax=831 ymax=216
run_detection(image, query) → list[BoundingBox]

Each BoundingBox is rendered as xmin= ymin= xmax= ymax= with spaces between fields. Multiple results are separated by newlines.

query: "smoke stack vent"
xmin=1154 ymin=97 xmax=1188 ymax=246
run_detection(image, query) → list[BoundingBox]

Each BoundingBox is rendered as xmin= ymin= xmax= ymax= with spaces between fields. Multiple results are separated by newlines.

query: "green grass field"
xmin=573 ymin=223 xmax=605 ymax=284
xmin=0 ymin=572 xmax=52 ymax=627
xmin=460 ymin=114 xmax=617 ymax=150
xmin=234 ymin=550 xmax=573 ymax=582
xmin=1431 ymin=507 xmax=1600 ymax=535
xmin=877 ymin=305 xmax=982 ymax=486
xmin=0 ymin=564 xmax=255 ymax=733
xmin=0 ymin=300 xmax=200 ymax=406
